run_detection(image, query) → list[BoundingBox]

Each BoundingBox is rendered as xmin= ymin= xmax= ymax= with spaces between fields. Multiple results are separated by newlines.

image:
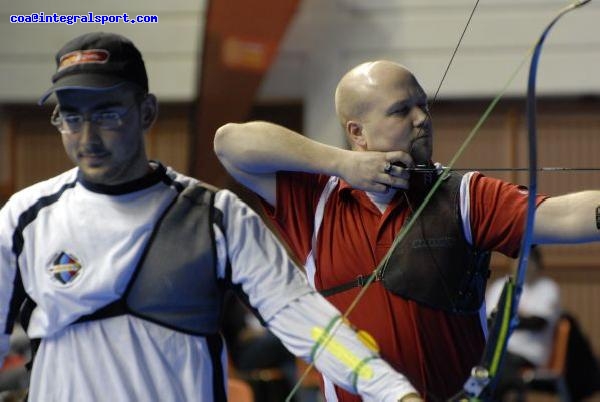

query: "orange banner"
xmin=192 ymin=0 xmax=300 ymax=187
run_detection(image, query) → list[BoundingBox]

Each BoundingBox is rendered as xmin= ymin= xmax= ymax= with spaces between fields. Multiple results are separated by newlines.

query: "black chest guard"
xmin=72 ymin=184 xmax=225 ymax=335
xmin=380 ymin=172 xmax=491 ymax=313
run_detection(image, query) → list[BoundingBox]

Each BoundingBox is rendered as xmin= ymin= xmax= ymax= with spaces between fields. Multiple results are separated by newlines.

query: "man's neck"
xmin=366 ymin=188 xmax=398 ymax=213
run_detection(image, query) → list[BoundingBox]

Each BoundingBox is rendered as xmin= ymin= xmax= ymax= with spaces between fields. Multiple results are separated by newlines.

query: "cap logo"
xmin=58 ymin=49 xmax=110 ymax=71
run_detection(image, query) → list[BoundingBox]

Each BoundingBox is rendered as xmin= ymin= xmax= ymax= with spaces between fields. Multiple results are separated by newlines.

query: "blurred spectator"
xmin=0 ymin=321 xmax=30 ymax=399
xmin=222 ymin=291 xmax=298 ymax=402
xmin=486 ymin=246 xmax=560 ymax=401
xmin=561 ymin=312 xmax=600 ymax=400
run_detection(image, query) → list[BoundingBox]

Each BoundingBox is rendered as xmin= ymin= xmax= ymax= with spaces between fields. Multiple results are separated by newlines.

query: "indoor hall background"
xmin=2 ymin=99 xmax=600 ymax=372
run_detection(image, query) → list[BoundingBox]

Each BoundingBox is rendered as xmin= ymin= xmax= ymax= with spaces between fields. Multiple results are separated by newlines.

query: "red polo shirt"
xmin=262 ymin=171 xmax=546 ymax=401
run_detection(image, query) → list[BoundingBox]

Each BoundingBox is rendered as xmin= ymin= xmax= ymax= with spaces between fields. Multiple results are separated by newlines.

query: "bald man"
xmin=214 ymin=60 xmax=600 ymax=401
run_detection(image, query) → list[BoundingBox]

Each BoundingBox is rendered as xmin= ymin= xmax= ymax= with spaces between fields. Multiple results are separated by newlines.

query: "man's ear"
xmin=140 ymin=93 xmax=158 ymax=132
xmin=347 ymin=121 xmax=367 ymax=150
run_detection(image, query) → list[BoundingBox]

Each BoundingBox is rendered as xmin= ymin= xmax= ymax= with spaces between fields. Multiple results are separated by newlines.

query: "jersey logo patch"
xmin=49 ymin=252 xmax=82 ymax=285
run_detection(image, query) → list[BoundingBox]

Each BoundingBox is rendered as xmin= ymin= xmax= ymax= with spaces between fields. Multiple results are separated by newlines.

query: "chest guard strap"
xmin=75 ymin=184 xmax=224 ymax=335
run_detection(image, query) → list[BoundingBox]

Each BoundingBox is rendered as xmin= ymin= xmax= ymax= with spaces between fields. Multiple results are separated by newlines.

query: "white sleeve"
xmin=213 ymin=189 xmax=312 ymax=320
xmin=268 ymin=294 xmax=418 ymax=401
xmin=213 ymin=190 xmax=418 ymax=401
xmin=459 ymin=171 xmax=476 ymax=246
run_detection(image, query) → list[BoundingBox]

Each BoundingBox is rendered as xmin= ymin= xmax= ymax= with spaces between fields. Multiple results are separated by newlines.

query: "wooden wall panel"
xmin=0 ymin=110 xmax=13 ymax=203
xmin=6 ymin=103 xmax=191 ymax=193
xmin=432 ymin=103 xmax=517 ymax=183
xmin=13 ymin=114 xmax=71 ymax=190
xmin=146 ymin=105 xmax=191 ymax=174
xmin=515 ymin=106 xmax=600 ymax=194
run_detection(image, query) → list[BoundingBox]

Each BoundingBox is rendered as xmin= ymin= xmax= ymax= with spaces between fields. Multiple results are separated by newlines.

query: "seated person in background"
xmin=486 ymin=246 xmax=560 ymax=400
xmin=0 ymin=321 xmax=30 ymax=401
xmin=222 ymin=291 xmax=297 ymax=402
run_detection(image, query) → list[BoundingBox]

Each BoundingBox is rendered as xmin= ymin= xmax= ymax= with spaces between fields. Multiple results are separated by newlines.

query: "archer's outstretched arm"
xmin=534 ymin=190 xmax=600 ymax=244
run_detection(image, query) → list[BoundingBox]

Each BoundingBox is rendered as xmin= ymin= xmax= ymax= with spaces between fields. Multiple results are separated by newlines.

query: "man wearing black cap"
xmin=0 ymin=33 xmax=422 ymax=401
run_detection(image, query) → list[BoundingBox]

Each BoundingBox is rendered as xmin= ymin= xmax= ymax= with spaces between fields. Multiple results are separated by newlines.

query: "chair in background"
xmin=228 ymin=377 xmax=255 ymax=402
xmin=521 ymin=316 xmax=571 ymax=401
xmin=295 ymin=358 xmax=325 ymax=402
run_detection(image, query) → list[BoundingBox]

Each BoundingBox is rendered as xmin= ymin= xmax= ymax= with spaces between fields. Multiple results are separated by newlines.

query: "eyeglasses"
xmin=50 ymin=103 xmax=137 ymax=134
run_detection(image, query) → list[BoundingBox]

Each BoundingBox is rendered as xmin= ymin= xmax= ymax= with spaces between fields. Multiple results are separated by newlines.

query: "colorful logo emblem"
xmin=58 ymin=49 xmax=110 ymax=71
xmin=49 ymin=252 xmax=82 ymax=285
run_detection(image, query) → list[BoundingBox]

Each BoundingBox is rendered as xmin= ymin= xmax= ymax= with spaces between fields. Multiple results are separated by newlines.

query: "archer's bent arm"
xmin=214 ymin=121 xmax=346 ymax=206
xmin=534 ymin=190 xmax=600 ymax=244
xmin=214 ymin=121 xmax=411 ymax=206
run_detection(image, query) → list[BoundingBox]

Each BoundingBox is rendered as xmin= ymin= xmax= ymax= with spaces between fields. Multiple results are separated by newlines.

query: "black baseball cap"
xmin=38 ymin=32 xmax=148 ymax=105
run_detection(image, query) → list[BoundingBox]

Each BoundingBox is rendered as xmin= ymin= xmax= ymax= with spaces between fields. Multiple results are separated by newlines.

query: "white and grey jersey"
xmin=0 ymin=162 xmax=417 ymax=401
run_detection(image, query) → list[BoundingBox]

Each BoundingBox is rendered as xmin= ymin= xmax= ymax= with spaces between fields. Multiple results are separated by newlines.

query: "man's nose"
xmin=79 ymin=120 xmax=101 ymax=144
xmin=412 ymin=107 xmax=428 ymax=127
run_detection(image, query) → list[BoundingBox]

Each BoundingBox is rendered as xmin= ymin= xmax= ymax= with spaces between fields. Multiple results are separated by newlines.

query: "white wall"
xmin=1 ymin=0 xmax=599 ymax=147
xmin=258 ymin=0 xmax=600 ymax=146
xmin=0 ymin=0 xmax=206 ymax=103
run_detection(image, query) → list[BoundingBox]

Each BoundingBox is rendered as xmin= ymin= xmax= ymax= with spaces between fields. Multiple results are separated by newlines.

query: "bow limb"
xmin=454 ymin=2 xmax=592 ymax=401
xmin=516 ymin=0 xmax=592 ymax=315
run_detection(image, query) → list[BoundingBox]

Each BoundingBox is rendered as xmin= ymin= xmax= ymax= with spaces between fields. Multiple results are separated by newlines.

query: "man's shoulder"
xmin=0 ymin=169 xmax=78 ymax=229
xmin=5 ymin=168 xmax=78 ymax=210
xmin=163 ymin=165 xmax=220 ymax=193
xmin=159 ymin=165 xmax=253 ymax=217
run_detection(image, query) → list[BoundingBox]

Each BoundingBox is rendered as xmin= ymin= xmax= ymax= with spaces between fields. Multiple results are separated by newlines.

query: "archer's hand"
xmin=338 ymin=150 xmax=413 ymax=193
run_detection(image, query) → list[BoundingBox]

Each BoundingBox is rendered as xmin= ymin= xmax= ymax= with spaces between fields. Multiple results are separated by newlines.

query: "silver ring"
xmin=384 ymin=162 xmax=392 ymax=173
